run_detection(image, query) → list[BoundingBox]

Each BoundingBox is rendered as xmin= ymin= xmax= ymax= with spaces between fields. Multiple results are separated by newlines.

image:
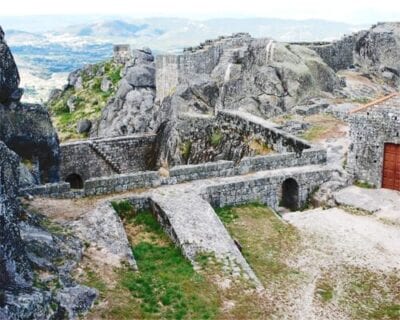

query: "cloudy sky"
xmin=1 ymin=0 xmax=400 ymax=24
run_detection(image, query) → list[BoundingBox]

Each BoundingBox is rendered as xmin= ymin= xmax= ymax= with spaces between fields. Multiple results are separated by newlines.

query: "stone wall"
xmin=307 ymin=35 xmax=356 ymax=71
xmin=348 ymin=103 xmax=400 ymax=187
xmin=155 ymin=55 xmax=180 ymax=103
xmin=60 ymin=134 xmax=157 ymax=182
xmin=218 ymin=110 xmax=311 ymax=153
xmin=29 ymin=143 xmax=326 ymax=198
xmin=201 ymin=166 xmax=333 ymax=210
xmin=84 ymin=171 xmax=160 ymax=196
xmin=237 ymin=148 xmax=327 ymax=174
xmin=174 ymin=110 xmax=312 ymax=165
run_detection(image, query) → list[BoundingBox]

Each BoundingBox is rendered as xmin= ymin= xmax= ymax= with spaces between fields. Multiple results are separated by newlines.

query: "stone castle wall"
xmin=348 ymin=105 xmax=400 ymax=186
xmin=23 ymin=145 xmax=327 ymax=198
xmin=60 ymin=134 xmax=157 ymax=182
xmin=307 ymin=35 xmax=356 ymax=71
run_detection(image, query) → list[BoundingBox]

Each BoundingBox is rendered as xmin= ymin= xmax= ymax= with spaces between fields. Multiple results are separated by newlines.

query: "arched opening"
xmin=281 ymin=178 xmax=299 ymax=211
xmin=65 ymin=173 xmax=83 ymax=189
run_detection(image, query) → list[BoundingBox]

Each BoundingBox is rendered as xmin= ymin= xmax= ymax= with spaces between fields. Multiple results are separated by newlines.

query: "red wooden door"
xmin=382 ymin=143 xmax=400 ymax=191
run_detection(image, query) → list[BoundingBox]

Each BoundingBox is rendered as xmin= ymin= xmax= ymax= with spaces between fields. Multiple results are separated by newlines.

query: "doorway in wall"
xmin=281 ymin=178 xmax=299 ymax=211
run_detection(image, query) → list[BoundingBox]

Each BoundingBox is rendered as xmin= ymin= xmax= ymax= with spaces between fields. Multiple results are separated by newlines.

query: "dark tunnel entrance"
xmin=65 ymin=173 xmax=83 ymax=189
xmin=281 ymin=178 xmax=299 ymax=211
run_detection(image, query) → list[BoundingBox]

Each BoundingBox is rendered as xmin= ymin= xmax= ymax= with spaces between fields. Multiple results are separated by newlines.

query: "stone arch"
xmin=65 ymin=173 xmax=83 ymax=189
xmin=281 ymin=178 xmax=299 ymax=211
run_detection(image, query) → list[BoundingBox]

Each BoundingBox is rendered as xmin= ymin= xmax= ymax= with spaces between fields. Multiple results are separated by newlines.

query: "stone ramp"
xmin=70 ymin=202 xmax=137 ymax=270
xmin=149 ymin=190 xmax=262 ymax=288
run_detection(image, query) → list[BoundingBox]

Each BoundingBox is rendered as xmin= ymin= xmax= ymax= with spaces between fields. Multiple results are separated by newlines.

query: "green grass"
xmin=217 ymin=204 xmax=301 ymax=283
xmin=316 ymin=280 xmax=334 ymax=302
xmin=215 ymin=203 xmax=304 ymax=317
xmin=180 ymin=141 xmax=192 ymax=163
xmin=210 ymin=130 xmax=223 ymax=147
xmin=84 ymin=210 xmax=220 ymax=319
xmin=300 ymin=125 xmax=326 ymax=141
xmin=354 ymin=180 xmax=375 ymax=189
xmin=111 ymin=200 xmax=135 ymax=221
xmin=123 ymin=211 xmax=218 ymax=319
xmin=48 ymin=59 xmax=122 ymax=141
xmin=336 ymin=267 xmax=400 ymax=319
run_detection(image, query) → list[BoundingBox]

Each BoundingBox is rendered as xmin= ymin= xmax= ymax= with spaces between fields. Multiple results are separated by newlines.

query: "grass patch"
xmin=210 ymin=130 xmax=223 ymax=147
xmin=338 ymin=267 xmax=400 ymax=319
xmin=111 ymin=200 xmax=135 ymax=221
xmin=248 ymin=139 xmax=274 ymax=155
xmin=300 ymin=114 xmax=345 ymax=142
xmin=217 ymin=204 xmax=301 ymax=283
xmin=180 ymin=141 xmax=192 ymax=163
xmin=48 ymin=59 xmax=122 ymax=141
xmin=216 ymin=203 xmax=303 ymax=317
xmin=316 ymin=280 xmax=334 ymax=302
xmin=84 ymin=210 xmax=220 ymax=319
xmin=354 ymin=180 xmax=375 ymax=189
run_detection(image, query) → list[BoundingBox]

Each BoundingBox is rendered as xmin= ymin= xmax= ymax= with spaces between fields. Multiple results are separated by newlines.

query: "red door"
xmin=382 ymin=143 xmax=400 ymax=191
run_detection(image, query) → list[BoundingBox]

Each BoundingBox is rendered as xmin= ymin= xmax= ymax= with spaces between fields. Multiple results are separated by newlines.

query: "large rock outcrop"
xmin=91 ymin=48 xmax=159 ymax=137
xmin=0 ymin=103 xmax=60 ymax=183
xmin=0 ymin=142 xmax=32 ymax=292
xmin=156 ymin=33 xmax=340 ymax=118
xmin=354 ymin=22 xmax=400 ymax=83
xmin=308 ymin=22 xmax=400 ymax=86
xmin=0 ymin=28 xmax=60 ymax=183
xmin=0 ymin=26 xmax=21 ymax=105
xmin=0 ymin=28 xmax=95 ymax=319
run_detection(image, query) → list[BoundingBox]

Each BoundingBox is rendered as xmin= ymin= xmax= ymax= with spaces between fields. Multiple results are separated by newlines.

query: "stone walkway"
xmin=149 ymin=190 xmax=262 ymax=287
xmin=334 ymin=186 xmax=400 ymax=224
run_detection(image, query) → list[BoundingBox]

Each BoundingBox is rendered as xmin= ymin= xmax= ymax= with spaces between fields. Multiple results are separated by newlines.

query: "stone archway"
xmin=281 ymin=178 xmax=299 ymax=211
xmin=65 ymin=173 xmax=83 ymax=189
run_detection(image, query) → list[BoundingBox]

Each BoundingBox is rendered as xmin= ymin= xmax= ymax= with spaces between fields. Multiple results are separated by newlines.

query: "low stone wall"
xmin=84 ymin=171 xmax=161 ymax=197
xmin=60 ymin=134 xmax=157 ymax=182
xmin=201 ymin=166 xmax=333 ymax=210
xmin=169 ymin=160 xmax=235 ymax=183
xmin=19 ymin=182 xmax=70 ymax=197
xmin=218 ymin=110 xmax=312 ymax=153
xmin=22 ymin=146 xmax=327 ymax=198
xmin=237 ymin=148 xmax=327 ymax=175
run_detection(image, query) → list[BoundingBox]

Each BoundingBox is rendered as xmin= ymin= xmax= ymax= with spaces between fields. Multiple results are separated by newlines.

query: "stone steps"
xmin=149 ymin=190 xmax=263 ymax=288
xmin=89 ymin=142 xmax=121 ymax=174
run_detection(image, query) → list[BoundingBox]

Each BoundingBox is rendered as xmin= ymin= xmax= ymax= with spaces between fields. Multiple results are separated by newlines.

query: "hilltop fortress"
xmin=1 ymin=22 xmax=400 ymax=319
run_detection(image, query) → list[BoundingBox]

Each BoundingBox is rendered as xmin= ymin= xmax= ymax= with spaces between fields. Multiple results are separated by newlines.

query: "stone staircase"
xmin=89 ymin=141 xmax=121 ymax=174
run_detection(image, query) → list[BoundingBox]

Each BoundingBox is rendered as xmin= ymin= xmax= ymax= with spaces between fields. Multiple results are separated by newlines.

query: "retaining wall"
xmin=201 ymin=166 xmax=333 ymax=210
xmin=60 ymin=134 xmax=157 ymax=181
xmin=21 ymin=145 xmax=327 ymax=198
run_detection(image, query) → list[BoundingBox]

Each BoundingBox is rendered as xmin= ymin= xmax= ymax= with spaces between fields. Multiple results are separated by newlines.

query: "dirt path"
xmin=282 ymin=207 xmax=400 ymax=319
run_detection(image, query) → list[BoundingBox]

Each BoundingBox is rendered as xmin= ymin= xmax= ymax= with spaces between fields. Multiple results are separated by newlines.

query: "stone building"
xmin=348 ymin=93 xmax=400 ymax=190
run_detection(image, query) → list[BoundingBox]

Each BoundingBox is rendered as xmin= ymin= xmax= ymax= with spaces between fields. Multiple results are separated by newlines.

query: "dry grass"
xmin=300 ymin=114 xmax=346 ymax=142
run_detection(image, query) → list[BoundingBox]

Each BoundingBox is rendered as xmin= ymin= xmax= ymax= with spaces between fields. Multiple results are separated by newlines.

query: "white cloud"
xmin=1 ymin=0 xmax=400 ymax=24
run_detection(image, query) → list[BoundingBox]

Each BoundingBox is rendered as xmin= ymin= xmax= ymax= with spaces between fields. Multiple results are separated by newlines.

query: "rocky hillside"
xmin=0 ymin=27 xmax=96 ymax=319
xmin=156 ymin=33 xmax=340 ymax=118
xmin=310 ymin=22 xmax=400 ymax=86
xmin=48 ymin=33 xmax=341 ymax=141
xmin=47 ymin=60 xmax=122 ymax=141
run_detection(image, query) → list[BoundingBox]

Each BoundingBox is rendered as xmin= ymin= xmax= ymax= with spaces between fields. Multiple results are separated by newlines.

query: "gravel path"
xmin=282 ymin=207 xmax=400 ymax=319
